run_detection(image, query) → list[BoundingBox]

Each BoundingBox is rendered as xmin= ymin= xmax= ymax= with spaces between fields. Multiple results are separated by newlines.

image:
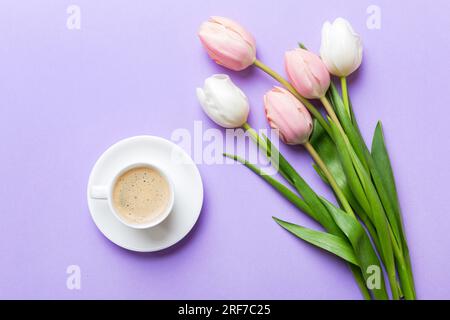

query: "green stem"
xmin=253 ymin=59 xmax=332 ymax=136
xmin=304 ymin=142 xmax=355 ymax=219
xmin=320 ymin=96 xmax=360 ymax=163
xmin=403 ymin=251 xmax=416 ymax=299
xmin=242 ymin=123 xmax=293 ymax=185
xmin=390 ymin=232 xmax=416 ymax=299
xmin=320 ymin=96 xmax=345 ymax=133
xmin=340 ymin=77 xmax=351 ymax=119
xmin=243 ymin=123 xmax=258 ymax=140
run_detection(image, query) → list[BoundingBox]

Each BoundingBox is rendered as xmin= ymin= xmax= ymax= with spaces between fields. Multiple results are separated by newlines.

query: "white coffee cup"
xmin=90 ymin=162 xmax=174 ymax=229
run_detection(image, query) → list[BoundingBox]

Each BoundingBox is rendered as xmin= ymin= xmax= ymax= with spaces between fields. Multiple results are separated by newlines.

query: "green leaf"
xmin=326 ymin=119 xmax=371 ymax=214
xmin=333 ymin=94 xmax=415 ymax=298
xmin=365 ymin=151 xmax=402 ymax=249
xmin=328 ymin=86 xmax=398 ymax=232
xmin=371 ymin=122 xmax=401 ymax=229
xmin=327 ymin=83 xmax=369 ymax=172
xmin=329 ymin=120 xmax=399 ymax=299
xmin=309 ymin=119 xmax=382 ymax=254
xmin=327 ymin=87 xmax=404 ymax=257
xmin=260 ymin=135 xmax=343 ymax=237
xmin=273 ymin=217 xmax=359 ymax=266
xmin=310 ymin=119 xmax=361 ymax=212
xmin=320 ymin=198 xmax=389 ymax=300
xmin=310 ymin=119 xmax=346 ymax=187
xmin=371 ymin=122 xmax=416 ymax=299
xmin=328 ymin=92 xmax=403 ymax=252
xmin=325 ymin=90 xmax=392 ymax=232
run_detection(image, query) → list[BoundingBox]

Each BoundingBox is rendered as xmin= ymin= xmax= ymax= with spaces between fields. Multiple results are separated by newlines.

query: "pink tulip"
xmin=284 ymin=48 xmax=330 ymax=99
xmin=264 ymin=86 xmax=313 ymax=145
xmin=198 ymin=16 xmax=256 ymax=71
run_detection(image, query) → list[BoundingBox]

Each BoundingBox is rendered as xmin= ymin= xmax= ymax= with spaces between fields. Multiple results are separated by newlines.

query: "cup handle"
xmin=90 ymin=186 xmax=108 ymax=199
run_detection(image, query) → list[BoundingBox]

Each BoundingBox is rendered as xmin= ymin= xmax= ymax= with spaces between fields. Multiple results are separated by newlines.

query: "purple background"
xmin=0 ymin=0 xmax=449 ymax=299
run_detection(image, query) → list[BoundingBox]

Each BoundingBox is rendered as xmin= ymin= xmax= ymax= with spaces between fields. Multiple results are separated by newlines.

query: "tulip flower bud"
xmin=264 ymin=86 xmax=313 ymax=145
xmin=198 ymin=16 xmax=256 ymax=71
xmin=197 ymin=74 xmax=250 ymax=128
xmin=320 ymin=18 xmax=363 ymax=77
xmin=284 ymin=48 xmax=330 ymax=99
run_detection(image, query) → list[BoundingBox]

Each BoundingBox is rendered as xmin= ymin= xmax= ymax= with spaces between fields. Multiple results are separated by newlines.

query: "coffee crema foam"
xmin=112 ymin=166 xmax=170 ymax=225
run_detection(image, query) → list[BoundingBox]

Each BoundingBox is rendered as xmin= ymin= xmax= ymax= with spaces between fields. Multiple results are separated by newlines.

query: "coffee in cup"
xmin=112 ymin=166 xmax=171 ymax=225
xmin=90 ymin=163 xmax=174 ymax=229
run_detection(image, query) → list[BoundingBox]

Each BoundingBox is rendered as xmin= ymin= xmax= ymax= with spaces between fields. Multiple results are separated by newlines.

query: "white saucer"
xmin=87 ymin=135 xmax=203 ymax=252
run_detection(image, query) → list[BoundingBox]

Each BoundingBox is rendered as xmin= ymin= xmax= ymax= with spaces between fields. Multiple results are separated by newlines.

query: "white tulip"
xmin=320 ymin=17 xmax=363 ymax=77
xmin=196 ymin=74 xmax=250 ymax=128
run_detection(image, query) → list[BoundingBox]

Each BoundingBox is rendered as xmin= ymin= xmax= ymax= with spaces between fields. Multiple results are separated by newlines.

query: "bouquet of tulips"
xmin=196 ymin=16 xmax=415 ymax=300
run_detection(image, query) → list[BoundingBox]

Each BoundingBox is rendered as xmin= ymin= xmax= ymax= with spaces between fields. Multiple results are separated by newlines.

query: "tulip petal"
xmin=264 ymin=86 xmax=313 ymax=144
xmin=197 ymin=74 xmax=249 ymax=128
xmin=198 ymin=17 xmax=256 ymax=71
xmin=320 ymin=17 xmax=363 ymax=76
xmin=285 ymin=49 xmax=329 ymax=99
